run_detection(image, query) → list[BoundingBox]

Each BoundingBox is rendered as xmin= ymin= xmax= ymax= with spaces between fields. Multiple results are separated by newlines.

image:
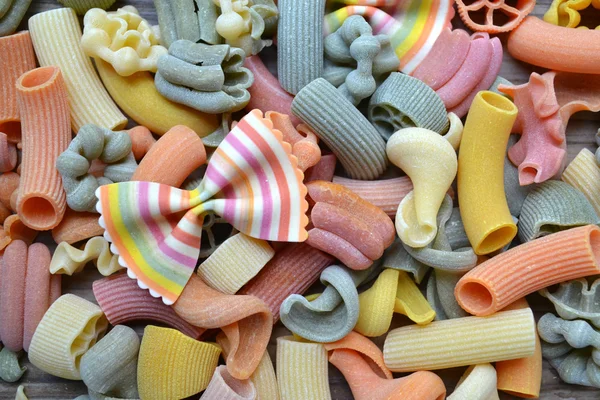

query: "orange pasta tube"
xmin=496 ymin=298 xmax=542 ymax=399
xmin=508 ymin=17 xmax=600 ymax=74
xmin=131 ymin=125 xmax=206 ymax=187
xmin=455 ymin=225 xmax=600 ymax=316
xmin=16 ymin=66 xmax=70 ymax=230
xmin=0 ymin=31 xmax=36 ymax=144
xmin=51 ymin=208 xmax=104 ymax=245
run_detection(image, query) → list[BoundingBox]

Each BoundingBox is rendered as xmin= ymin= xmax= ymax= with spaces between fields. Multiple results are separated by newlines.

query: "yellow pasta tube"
xmin=354 ymin=268 xmax=399 ymax=337
xmin=383 ymin=309 xmax=536 ymax=372
xmin=447 ymin=364 xmax=499 ymax=400
xmin=394 ymin=270 xmax=435 ymax=325
xmin=138 ymin=325 xmax=221 ymax=400
xmin=28 ymin=294 xmax=108 ymax=380
xmin=562 ymin=148 xmax=600 ymax=217
xmin=94 ymin=59 xmax=219 ymax=136
xmin=198 ymin=233 xmax=275 ymax=294
xmin=457 ymin=91 xmax=518 ymax=255
xmin=251 ymin=351 xmax=280 ymax=400
xmin=386 ymin=127 xmax=457 ymax=247
xmin=276 ymin=336 xmax=331 ymax=400
xmin=49 ymin=236 xmax=121 ymax=277
xmin=28 ymin=8 xmax=127 ymax=132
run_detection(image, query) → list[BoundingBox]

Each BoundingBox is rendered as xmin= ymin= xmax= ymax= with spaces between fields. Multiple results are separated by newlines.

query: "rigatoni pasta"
xmin=28 ymin=8 xmax=127 ymax=132
xmin=16 ymin=66 xmax=70 ymax=231
xmin=383 ymin=308 xmax=536 ymax=372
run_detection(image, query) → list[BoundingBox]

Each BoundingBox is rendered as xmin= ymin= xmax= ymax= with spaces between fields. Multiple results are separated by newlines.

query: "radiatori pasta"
xmin=28 ymin=8 xmax=127 ymax=132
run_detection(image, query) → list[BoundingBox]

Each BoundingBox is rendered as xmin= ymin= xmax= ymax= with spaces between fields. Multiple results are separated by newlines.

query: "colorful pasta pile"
xmin=3 ymin=0 xmax=600 ymax=399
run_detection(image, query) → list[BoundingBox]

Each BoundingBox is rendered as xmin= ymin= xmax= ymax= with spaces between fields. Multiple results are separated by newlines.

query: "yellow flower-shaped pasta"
xmin=544 ymin=0 xmax=600 ymax=29
xmin=386 ymin=127 xmax=457 ymax=248
xmin=28 ymin=294 xmax=108 ymax=380
xmin=81 ymin=6 xmax=168 ymax=76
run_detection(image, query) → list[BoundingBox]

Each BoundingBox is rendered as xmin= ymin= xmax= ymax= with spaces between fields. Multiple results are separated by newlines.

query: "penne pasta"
xmin=276 ymin=336 xmax=331 ymax=400
xmin=28 ymin=8 xmax=127 ymax=132
xmin=16 ymin=66 xmax=70 ymax=230
xmin=383 ymin=308 xmax=536 ymax=372
xmin=0 ymin=31 xmax=36 ymax=144
xmin=457 ymin=91 xmax=518 ymax=255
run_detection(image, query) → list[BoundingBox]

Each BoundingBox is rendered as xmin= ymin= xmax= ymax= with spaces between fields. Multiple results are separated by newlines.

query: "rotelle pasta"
xmin=28 ymin=8 xmax=127 ymax=132
xmin=383 ymin=308 xmax=536 ymax=372
xmin=16 ymin=66 xmax=70 ymax=230
xmin=0 ymin=31 xmax=36 ymax=144
xmin=457 ymin=91 xmax=518 ymax=255
xmin=455 ymin=225 xmax=600 ymax=316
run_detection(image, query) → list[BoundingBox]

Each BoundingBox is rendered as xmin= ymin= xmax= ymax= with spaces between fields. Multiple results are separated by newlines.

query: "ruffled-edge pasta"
xmin=50 ymin=236 xmax=121 ymax=277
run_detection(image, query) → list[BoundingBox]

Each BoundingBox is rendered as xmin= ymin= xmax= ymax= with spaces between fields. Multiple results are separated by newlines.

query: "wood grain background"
xmin=2 ymin=0 xmax=600 ymax=398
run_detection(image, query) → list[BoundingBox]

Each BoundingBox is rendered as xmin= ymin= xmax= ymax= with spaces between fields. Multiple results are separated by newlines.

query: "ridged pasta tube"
xmin=386 ymin=127 xmax=457 ymax=247
xmin=16 ymin=66 xmax=70 ymax=230
xmin=457 ymin=91 xmax=518 ymax=255
xmin=383 ymin=308 xmax=536 ymax=372
xmin=562 ymin=148 xmax=600 ymax=217
xmin=447 ymin=364 xmax=499 ymax=400
xmin=28 ymin=8 xmax=127 ymax=132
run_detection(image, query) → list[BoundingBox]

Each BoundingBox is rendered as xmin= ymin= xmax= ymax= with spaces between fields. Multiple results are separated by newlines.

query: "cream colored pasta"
xmin=28 ymin=8 xmax=127 ymax=132
xmin=197 ymin=233 xmax=275 ymax=294
xmin=383 ymin=309 xmax=536 ymax=372
xmin=251 ymin=351 xmax=280 ymax=400
xmin=562 ymin=148 xmax=600 ymax=217
xmin=386 ymin=127 xmax=457 ymax=247
xmin=276 ymin=336 xmax=331 ymax=400
xmin=448 ymin=364 xmax=499 ymax=400
xmin=50 ymin=236 xmax=121 ymax=277
xmin=28 ymin=294 xmax=108 ymax=380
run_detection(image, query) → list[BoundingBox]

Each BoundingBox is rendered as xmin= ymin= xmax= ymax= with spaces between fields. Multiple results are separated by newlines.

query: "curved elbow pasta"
xmin=198 ymin=233 xmax=274 ymax=295
xmin=508 ymin=16 xmax=600 ymax=74
xmin=386 ymin=127 xmax=457 ymax=248
xmin=383 ymin=309 xmax=536 ymax=372
xmin=447 ymin=364 xmax=498 ymax=400
xmin=93 ymin=272 xmax=204 ymax=339
xmin=93 ymin=59 xmax=219 ymax=136
xmin=0 ymin=0 xmax=31 ymax=37
xmin=457 ymin=91 xmax=518 ymax=255
xmin=50 ymin=237 xmax=122 ymax=277
xmin=138 ymin=325 xmax=221 ymax=400
xmin=456 ymin=225 xmax=600 ymax=316
xmin=0 ymin=31 xmax=36 ymax=143
xmin=276 ymin=336 xmax=331 ymax=400
xmin=28 ymin=294 xmax=108 ymax=380
xmin=28 ymin=8 xmax=127 ymax=132
xmin=16 ymin=66 xmax=70 ymax=231
xmin=200 ymin=365 xmax=256 ymax=400
xmin=562 ymin=148 xmax=600 ymax=216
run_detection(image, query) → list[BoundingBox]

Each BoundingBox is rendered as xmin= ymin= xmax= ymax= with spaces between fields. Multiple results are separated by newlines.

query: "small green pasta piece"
xmin=57 ymin=0 xmax=116 ymax=15
xmin=0 ymin=347 xmax=26 ymax=383
xmin=0 ymin=0 xmax=32 ymax=37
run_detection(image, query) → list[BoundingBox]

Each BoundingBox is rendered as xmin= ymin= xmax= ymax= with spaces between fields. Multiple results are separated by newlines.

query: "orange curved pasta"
xmin=51 ymin=208 xmax=104 ymax=245
xmin=324 ymin=331 xmax=392 ymax=379
xmin=16 ymin=66 xmax=70 ymax=230
xmin=508 ymin=16 xmax=600 ymax=74
xmin=4 ymin=214 xmax=38 ymax=245
xmin=496 ymin=299 xmax=542 ymax=398
xmin=172 ymin=275 xmax=273 ymax=380
xmin=127 ymin=125 xmax=156 ymax=161
xmin=0 ymin=31 xmax=36 ymax=144
xmin=131 ymin=125 xmax=206 ymax=187
xmin=0 ymin=172 xmax=19 ymax=211
xmin=456 ymin=225 xmax=600 ymax=316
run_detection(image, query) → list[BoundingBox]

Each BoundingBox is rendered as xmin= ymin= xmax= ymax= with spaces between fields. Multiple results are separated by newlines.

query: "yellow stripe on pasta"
xmin=198 ymin=233 xmax=275 ymax=294
xmin=383 ymin=309 xmax=536 ymax=372
xmin=28 ymin=294 xmax=108 ymax=380
xmin=562 ymin=148 xmax=600 ymax=217
xmin=28 ymin=8 xmax=127 ymax=132
xmin=276 ymin=336 xmax=331 ymax=400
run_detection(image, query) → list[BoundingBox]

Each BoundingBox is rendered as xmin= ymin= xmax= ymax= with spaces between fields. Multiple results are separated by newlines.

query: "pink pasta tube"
xmin=455 ymin=225 xmax=600 ymax=316
xmin=93 ymin=272 xmax=204 ymax=339
xmin=266 ymin=111 xmax=320 ymax=172
xmin=16 ymin=66 xmax=70 ymax=230
xmin=304 ymin=154 xmax=337 ymax=183
xmin=0 ymin=31 xmax=36 ymax=144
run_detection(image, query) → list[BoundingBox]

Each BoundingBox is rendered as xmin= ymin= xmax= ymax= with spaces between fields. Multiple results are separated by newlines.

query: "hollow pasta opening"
xmin=20 ymin=196 xmax=58 ymax=229
xmin=478 ymin=225 xmax=517 ymax=255
xmin=480 ymin=91 xmax=517 ymax=113
xmin=457 ymin=281 xmax=494 ymax=314
xmin=19 ymin=66 xmax=58 ymax=88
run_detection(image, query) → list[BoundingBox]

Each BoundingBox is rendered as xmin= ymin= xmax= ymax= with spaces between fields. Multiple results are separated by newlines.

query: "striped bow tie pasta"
xmin=96 ymin=110 xmax=310 ymax=305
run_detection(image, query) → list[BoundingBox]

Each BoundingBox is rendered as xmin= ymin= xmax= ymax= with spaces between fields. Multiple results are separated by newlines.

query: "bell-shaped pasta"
xmin=386 ymin=128 xmax=457 ymax=247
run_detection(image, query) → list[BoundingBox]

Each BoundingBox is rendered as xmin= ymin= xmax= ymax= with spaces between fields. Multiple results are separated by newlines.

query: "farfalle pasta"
xmin=386 ymin=127 xmax=457 ymax=248
xmin=28 ymin=294 xmax=108 ymax=380
xmin=81 ymin=6 xmax=167 ymax=77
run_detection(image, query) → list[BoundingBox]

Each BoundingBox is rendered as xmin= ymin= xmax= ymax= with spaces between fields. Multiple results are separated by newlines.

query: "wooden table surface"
xmin=2 ymin=0 xmax=600 ymax=399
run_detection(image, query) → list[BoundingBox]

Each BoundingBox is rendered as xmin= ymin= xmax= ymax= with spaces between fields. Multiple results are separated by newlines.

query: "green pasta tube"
xmin=383 ymin=308 xmax=536 ymax=372
xmin=277 ymin=0 xmax=325 ymax=95
xmin=0 ymin=347 xmax=26 ymax=382
xmin=369 ymin=72 xmax=449 ymax=140
xmin=0 ymin=0 xmax=32 ymax=37
xmin=518 ymin=180 xmax=600 ymax=243
xmin=292 ymin=78 xmax=387 ymax=180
